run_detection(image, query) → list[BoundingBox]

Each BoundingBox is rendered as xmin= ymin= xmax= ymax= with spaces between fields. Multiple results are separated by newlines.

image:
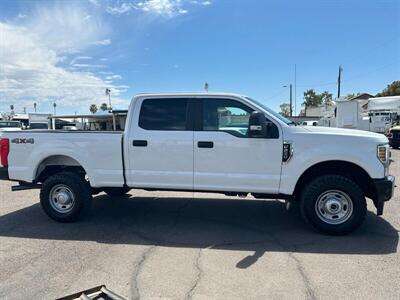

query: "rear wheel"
xmin=300 ymin=175 xmax=366 ymax=235
xmin=40 ymin=172 xmax=92 ymax=222
xmin=104 ymin=187 xmax=131 ymax=197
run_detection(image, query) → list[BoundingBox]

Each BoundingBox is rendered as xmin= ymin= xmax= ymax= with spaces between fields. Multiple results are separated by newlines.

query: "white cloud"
xmin=106 ymin=75 xmax=123 ymax=80
xmin=27 ymin=2 xmax=109 ymax=53
xmin=71 ymin=63 xmax=106 ymax=69
xmin=0 ymin=22 xmax=127 ymax=113
xmin=106 ymin=2 xmax=133 ymax=15
xmin=105 ymin=0 xmax=212 ymax=17
xmin=16 ymin=13 xmax=27 ymax=19
xmin=136 ymin=0 xmax=188 ymax=16
xmin=189 ymin=0 xmax=212 ymax=5
xmin=87 ymin=0 xmax=100 ymax=6
xmin=91 ymin=39 xmax=112 ymax=46
xmin=70 ymin=56 xmax=93 ymax=65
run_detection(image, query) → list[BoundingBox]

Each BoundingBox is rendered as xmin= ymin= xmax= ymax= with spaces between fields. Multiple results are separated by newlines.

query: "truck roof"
xmin=134 ymin=92 xmax=248 ymax=98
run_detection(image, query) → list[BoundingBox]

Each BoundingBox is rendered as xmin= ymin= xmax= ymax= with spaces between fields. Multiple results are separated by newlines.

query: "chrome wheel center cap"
xmin=325 ymin=198 xmax=342 ymax=214
xmin=56 ymin=192 xmax=70 ymax=205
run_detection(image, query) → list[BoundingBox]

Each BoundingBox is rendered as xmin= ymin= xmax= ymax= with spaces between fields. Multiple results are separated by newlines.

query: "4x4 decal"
xmin=11 ymin=138 xmax=34 ymax=144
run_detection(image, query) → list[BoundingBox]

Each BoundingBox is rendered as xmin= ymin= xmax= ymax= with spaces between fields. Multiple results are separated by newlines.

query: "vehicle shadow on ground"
xmin=0 ymin=194 xmax=398 ymax=268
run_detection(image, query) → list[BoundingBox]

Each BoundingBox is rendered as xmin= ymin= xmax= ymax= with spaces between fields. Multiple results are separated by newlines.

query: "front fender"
xmin=279 ymin=135 xmax=384 ymax=195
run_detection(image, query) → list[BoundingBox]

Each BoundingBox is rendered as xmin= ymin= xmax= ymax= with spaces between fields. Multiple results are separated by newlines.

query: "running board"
xmin=11 ymin=183 xmax=41 ymax=191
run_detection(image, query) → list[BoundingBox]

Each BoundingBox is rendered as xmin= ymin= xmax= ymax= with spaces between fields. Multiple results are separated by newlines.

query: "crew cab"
xmin=0 ymin=93 xmax=395 ymax=235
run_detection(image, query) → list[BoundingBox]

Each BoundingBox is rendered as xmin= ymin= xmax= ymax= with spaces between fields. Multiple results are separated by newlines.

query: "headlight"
xmin=377 ymin=144 xmax=389 ymax=165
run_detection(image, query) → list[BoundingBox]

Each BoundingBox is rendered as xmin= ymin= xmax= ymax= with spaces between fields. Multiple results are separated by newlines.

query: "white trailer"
xmin=367 ymin=96 xmax=400 ymax=133
xmin=28 ymin=113 xmax=51 ymax=129
xmin=335 ymin=100 xmax=369 ymax=130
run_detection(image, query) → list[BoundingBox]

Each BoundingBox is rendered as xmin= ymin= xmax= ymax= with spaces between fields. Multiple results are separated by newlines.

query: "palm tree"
xmin=33 ymin=102 xmax=37 ymax=112
xmin=89 ymin=104 xmax=98 ymax=114
xmin=100 ymin=103 xmax=108 ymax=111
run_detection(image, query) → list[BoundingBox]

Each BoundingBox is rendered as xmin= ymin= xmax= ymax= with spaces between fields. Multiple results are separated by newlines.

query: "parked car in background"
xmin=0 ymin=93 xmax=395 ymax=235
xmin=301 ymin=120 xmax=318 ymax=126
xmin=61 ymin=125 xmax=78 ymax=130
xmin=29 ymin=122 xmax=49 ymax=130
xmin=387 ymin=125 xmax=400 ymax=149
xmin=0 ymin=121 xmax=22 ymax=131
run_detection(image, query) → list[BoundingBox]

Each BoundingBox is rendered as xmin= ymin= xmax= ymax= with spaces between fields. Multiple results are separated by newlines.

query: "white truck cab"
xmin=0 ymin=93 xmax=395 ymax=235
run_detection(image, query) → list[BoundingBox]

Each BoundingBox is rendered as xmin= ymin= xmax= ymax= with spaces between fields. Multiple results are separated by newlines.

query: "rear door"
xmin=126 ymin=97 xmax=194 ymax=190
xmin=193 ymin=97 xmax=282 ymax=193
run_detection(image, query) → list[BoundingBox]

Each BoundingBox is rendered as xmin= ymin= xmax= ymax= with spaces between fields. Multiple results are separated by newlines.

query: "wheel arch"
xmin=34 ymin=155 xmax=88 ymax=183
xmin=293 ymin=160 xmax=376 ymax=200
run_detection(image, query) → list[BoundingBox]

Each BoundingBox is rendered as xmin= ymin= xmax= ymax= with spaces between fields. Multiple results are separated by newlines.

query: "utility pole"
xmin=289 ymin=84 xmax=293 ymax=117
xmin=294 ymin=64 xmax=297 ymax=116
xmin=283 ymin=84 xmax=293 ymax=117
xmin=337 ymin=65 xmax=343 ymax=99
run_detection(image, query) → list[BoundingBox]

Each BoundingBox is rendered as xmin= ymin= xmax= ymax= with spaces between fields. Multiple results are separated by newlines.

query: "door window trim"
xmin=195 ymin=97 xmax=279 ymax=139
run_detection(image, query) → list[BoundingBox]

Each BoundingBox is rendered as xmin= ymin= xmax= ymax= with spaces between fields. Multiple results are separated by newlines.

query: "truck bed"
xmin=5 ymin=130 xmax=125 ymax=187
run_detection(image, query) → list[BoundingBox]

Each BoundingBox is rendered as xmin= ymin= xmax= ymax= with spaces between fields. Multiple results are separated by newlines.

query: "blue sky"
xmin=0 ymin=0 xmax=399 ymax=115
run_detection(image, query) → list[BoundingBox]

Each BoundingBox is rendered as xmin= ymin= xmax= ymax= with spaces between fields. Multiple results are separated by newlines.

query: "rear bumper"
xmin=0 ymin=167 xmax=9 ymax=180
xmin=372 ymin=175 xmax=395 ymax=215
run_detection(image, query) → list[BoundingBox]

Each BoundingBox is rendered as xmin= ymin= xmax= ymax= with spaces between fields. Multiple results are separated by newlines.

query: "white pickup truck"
xmin=0 ymin=93 xmax=395 ymax=235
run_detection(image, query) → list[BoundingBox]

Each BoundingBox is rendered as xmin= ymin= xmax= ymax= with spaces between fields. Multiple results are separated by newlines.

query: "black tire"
xmin=392 ymin=146 xmax=399 ymax=149
xmin=300 ymin=175 xmax=366 ymax=235
xmin=40 ymin=172 xmax=92 ymax=222
xmin=104 ymin=187 xmax=131 ymax=197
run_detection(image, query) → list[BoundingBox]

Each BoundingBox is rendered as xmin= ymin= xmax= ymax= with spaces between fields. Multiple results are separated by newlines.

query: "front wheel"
xmin=40 ymin=172 xmax=92 ymax=222
xmin=300 ymin=175 xmax=366 ymax=235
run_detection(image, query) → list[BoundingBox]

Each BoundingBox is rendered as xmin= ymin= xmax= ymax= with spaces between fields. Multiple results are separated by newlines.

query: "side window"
xmin=139 ymin=98 xmax=188 ymax=130
xmin=202 ymin=99 xmax=254 ymax=137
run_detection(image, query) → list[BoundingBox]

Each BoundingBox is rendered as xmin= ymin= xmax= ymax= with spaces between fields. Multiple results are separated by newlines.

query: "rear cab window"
xmin=139 ymin=98 xmax=189 ymax=131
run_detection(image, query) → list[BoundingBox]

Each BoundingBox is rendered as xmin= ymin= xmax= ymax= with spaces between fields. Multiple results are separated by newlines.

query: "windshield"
xmin=244 ymin=97 xmax=294 ymax=125
xmin=0 ymin=121 xmax=21 ymax=128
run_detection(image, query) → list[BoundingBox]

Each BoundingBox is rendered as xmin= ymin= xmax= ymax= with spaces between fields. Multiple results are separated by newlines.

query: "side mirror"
xmin=248 ymin=111 xmax=267 ymax=138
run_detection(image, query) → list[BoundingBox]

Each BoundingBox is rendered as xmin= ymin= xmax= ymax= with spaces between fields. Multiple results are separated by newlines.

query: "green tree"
xmin=321 ymin=91 xmax=333 ymax=105
xmin=303 ymin=89 xmax=333 ymax=107
xmin=376 ymin=81 xmax=400 ymax=97
xmin=89 ymin=104 xmax=98 ymax=114
xmin=279 ymin=103 xmax=291 ymax=117
xmin=303 ymin=89 xmax=322 ymax=107
xmin=100 ymin=103 xmax=108 ymax=111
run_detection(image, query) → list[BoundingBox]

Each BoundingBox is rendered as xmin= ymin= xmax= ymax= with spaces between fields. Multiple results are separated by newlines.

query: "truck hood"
xmin=299 ymin=126 xmax=388 ymax=143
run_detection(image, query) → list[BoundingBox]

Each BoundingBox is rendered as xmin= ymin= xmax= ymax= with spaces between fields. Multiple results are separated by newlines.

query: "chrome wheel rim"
xmin=315 ymin=190 xmax=353 ymax=225
xmin=49 ymin=184 xmax=75 ymax=214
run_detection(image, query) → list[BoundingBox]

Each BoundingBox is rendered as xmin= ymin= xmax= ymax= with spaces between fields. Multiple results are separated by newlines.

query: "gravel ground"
xmin=0 ymin=152 xmax=399 ymax=300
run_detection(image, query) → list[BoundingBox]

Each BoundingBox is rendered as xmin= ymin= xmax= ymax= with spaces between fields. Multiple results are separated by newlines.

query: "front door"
xmin=194 ymin=98 xmax=282 ymax=193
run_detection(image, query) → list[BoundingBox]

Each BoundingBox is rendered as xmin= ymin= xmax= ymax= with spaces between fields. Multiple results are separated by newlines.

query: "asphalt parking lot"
xmin=1 ymin=154 xmax=399 ymax=300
